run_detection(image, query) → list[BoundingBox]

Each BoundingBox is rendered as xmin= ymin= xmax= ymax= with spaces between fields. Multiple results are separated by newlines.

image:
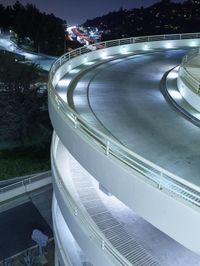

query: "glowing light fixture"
xmin=166 ymin=42 xmax=173 ymax=49
xmin=121 ymin=46 xmax=127 ymax=54
xmin=101 ymin=50 xmax=107 ymax=59
xmin=168 ymin=89 xmax=182 ymax=100
xmin=84 ymin=55 xmax=87 ymax=63
xmin=169 ymin=71 xmax=178 ymax=79
xmin=84 ymin=61 xmax=95 ymax=66
xmin=190 ymin=41 xmax=196 ymax=47
xmin=69 ymin=68 xmax=81 ymax=74
xmin=58 ymin=78 xmax=71 ymax=87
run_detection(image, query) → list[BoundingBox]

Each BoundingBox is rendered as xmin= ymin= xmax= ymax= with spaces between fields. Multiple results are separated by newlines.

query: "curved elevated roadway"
xmin=49 ymin=34 xmax=200 ymax=265
xmin=61 ymin=48 xmax=200 ymax=186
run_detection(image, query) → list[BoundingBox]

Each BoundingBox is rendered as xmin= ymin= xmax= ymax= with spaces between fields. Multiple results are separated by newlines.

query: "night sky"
xmin=0 ymin=0 xmax=184 ymax=25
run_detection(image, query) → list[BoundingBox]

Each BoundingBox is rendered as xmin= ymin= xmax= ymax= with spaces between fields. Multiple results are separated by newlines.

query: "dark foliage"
xmin=0 ymin=54 xmax=51 ymax=145
xmin=0 ymin=1 xmax=66 ymax=55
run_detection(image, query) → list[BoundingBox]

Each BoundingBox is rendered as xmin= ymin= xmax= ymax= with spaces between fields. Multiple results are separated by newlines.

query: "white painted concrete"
xmin=177 ymin=74 xmax=200 ymax=111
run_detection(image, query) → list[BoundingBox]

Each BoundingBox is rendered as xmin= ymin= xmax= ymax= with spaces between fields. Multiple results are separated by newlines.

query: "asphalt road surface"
xmin=70 ymin=48 xmax=200 ymax=186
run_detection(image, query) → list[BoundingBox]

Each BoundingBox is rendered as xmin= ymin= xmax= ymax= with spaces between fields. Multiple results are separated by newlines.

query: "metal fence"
xmin=0 ymin=171 xmax=51 ymax=197
xmin=0 ymin=237 xmax=54 ymax=265
xmin=49 ymin=32 xmax=200 ymax=81
xmin=52 ymin=148 xmax=132 ymax=266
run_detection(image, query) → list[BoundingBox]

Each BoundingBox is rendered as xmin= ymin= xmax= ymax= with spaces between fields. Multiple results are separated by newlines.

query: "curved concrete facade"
xmin=177 ymin=74 xmax=200 ymax=112
xmin=177 ymin=50 xmax=200 ymax=111
xmin=48 ymin=34 xmax=200 ymax=265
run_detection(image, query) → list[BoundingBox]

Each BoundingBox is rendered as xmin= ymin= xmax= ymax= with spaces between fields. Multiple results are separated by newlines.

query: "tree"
xmin=0 ymin=54 xmax=48 ymax=145
xmin=0 ymin=1 xmax=65 ymax=55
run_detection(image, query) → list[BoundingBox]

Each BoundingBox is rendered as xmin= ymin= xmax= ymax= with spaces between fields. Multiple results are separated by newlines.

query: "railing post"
xmin=158 ymin=173 xmax=163 ymax=190
xmin=197 ymin=84 xmax=200 ymax=94
xmin=101 ymin=240 xmax=105 ymax=250
xmin=58 ymin=177 xmax=62 ymax=186
xmin=185 ymin=55 xmax=188 ymax=62
xmin=22 ymin=179 xmax=27 ymax=193
xmin=74 ymin=116 xmax=78 ymax=128
xmin=105 ymin=141 xmax=110 ymax=155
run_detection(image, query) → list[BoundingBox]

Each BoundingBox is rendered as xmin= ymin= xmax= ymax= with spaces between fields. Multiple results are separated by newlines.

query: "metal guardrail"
xmin=0 ymin=237 xmax=54 ymax=265
xmin=51 ymin=141 xmax=132 ymax=266
xmin=49 ymin=33 xmax=200 ymax=209
xmin=180 ymin=48 xmax=200 ymax=93
xmin=49 ymin=32 xmax=200 ymax=81
xmin=0 ymin=171 xmax=51 ymax=195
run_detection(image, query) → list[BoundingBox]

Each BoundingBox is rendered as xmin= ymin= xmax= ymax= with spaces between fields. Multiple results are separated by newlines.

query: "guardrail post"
xmin=74 ymin=208 xmax=78 ymax=216
xmin=74 ymin=116 xmax=78 ymax=128
xmin=158 ymin=173 xmax=163 ymax=190
xmin=185 ymin=55 xmax=187 ymax=62
xmin=58 ymin=178 xmax=62 ymax=186
xmin=105 ymin=141 xmax=110 ymax=155
xmin=101 ymin=240 xmax=105 ymax=250
xmin=22 ymin=179 xmax=27 ymax=193
xmin=197 ymin=84 xmax=200 ymax=94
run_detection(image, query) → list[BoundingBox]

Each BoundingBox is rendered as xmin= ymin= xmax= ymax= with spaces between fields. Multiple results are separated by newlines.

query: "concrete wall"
xmin=0 ymin=176 xmax=52 ymax=203
xmin=177 ymin=69 xmax=200 ymax=112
